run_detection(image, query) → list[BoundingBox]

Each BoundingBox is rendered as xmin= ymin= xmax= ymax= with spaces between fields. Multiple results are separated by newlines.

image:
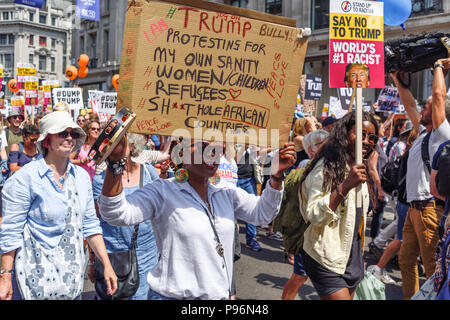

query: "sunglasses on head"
xmin=362 ymin=131 xmax=378 ymax=144
xmin=57 ymin=130 xmax=81 ymax=139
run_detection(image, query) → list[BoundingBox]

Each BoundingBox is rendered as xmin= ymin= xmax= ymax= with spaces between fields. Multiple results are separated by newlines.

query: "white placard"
xmin=52 ymin=88 xmax=84 ymax=110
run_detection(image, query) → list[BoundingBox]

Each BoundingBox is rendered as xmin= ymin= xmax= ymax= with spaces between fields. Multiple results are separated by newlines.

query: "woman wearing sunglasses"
xmin=298 ymin=111 xmax=379 ymax=300
xmin=0 ymin=111 xmax=117 ymax=300
xmin=69 ymin=120 xmax=101 ymax=181
xmin=97 ymin=137 xmax=296 ymax=300
xmin=8 ymin=125 xmax=41 ymax=175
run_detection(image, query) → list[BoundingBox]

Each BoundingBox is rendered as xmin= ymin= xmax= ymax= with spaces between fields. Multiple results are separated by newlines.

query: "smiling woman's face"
xmin=347 ymin=121 xmax=377 ymax=159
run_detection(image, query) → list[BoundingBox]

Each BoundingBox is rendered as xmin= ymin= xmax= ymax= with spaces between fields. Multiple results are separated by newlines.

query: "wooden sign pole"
xmin=356 ymin=87 xmax=363 ymax=210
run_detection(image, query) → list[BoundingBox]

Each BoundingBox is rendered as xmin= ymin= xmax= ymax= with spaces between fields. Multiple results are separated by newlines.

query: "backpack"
xmin=272 ymin=167 xmax=309 ymax=254
xmin=381 ymin=157 xmax=402 ymax=196
xmin=436 ymin=142 xmax=450 ymax=197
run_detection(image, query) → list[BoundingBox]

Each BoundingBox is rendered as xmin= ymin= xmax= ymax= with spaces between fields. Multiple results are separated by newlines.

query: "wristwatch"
xmin=433 ymin=63 xmax=444 ymax=70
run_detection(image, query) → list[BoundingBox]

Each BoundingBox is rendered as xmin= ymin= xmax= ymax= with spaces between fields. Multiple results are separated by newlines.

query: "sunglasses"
xmin=90 ymin=127 xmax=100 ymax=132
xmin=362 ymin=131 xmax=378 ymax=144
xmin=11 ymin=115 xmax=23 ymax=120
xmin=57 ymin=130 xmax=81 ymax=139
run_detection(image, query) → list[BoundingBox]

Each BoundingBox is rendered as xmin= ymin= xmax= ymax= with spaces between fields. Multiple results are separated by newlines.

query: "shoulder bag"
xmin=94 ymin=164 xmax=148 ymax=300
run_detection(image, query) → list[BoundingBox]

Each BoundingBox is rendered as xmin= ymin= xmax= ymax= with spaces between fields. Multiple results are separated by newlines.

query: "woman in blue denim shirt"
xmin=91 ymin=133 xmax=160 ymax=300
xmin=0 ymin=111 xmax=117 ymax=300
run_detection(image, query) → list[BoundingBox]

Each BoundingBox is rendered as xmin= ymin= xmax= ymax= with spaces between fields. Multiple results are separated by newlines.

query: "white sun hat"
xmin=37 ymin=111 xmax=86 ymax=154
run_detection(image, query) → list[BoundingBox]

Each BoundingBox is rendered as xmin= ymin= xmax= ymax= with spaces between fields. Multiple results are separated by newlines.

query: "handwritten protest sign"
xmin=329 ymin=0 xmax=384 ymax=89
xmin=118 ymin=0 xmax=308 ymax=147
xmin=376 ymin=86 xmax=401 ymax=112
xmin=52 ymin=88 xmax=84 ymax=110
xmin=329 ymin=96 xmax=347 ymax=119
xmin=304 ymin=74 xmax=322 ymax=101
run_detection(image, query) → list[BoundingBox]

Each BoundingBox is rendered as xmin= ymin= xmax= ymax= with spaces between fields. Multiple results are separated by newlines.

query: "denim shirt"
xmin=0 ymin=158 xmax=102 ymax=253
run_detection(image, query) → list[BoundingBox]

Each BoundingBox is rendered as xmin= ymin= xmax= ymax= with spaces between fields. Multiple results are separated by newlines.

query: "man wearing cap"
xmin=321 ymin=116 xmax=336 ymax=133
xmin=5 ymin=110 xmax=24 ymax=156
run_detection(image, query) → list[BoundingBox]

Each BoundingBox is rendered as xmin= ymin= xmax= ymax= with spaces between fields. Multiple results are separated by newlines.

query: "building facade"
xmin=0 ymin=0 xmax=73 ymax=99
xmin=71 ymin=0 xmax=126 ymax=98
xmin=219 ymin=0 xmax=450 ymax=114
xmin=72 ymin=0 xmax=450 ymax=114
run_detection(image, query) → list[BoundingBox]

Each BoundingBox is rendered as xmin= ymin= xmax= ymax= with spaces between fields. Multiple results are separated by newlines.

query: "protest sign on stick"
xmin=304 ymin=74 xmax=323 ymax=101
xmin=118 ymin=0 xmax=309 ymax=147
xmin=376 ymin=86 xmax=401 ymax=112
xmin=329 ymin=0 xmax=384 ymax=89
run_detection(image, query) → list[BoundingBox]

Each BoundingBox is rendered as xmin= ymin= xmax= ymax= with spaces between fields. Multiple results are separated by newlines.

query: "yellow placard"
xmin=330 ymin=14 xmax=383 ymax=41
xmin=118 ymin=0 xmax=308 ymax=147
xmin=24 ymin=81 xmax=38 ymax=91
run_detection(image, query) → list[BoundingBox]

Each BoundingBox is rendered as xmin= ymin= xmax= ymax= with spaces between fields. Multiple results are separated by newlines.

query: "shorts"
xmin=293 ymin=253 xmax=307 ymax=276
xmin=396 ymin=202 xmax=409 ymax=241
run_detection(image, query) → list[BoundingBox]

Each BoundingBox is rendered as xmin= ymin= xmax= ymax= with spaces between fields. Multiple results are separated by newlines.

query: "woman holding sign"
xmin=298 ymin=111 xmax=379 ymax=300
xmin=97 ymin=137 xmax=295 ymax=300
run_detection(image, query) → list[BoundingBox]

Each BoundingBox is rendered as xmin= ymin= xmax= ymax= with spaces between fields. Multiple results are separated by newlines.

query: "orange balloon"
xmin=8 ymin=79 xmax=18 ymax=93
xmin=78 ymin=54 xmax=90 ymax=67
xmin=65 ymin=65 xmax=78 ymax=80
xmin=112 ymin=74 xmax=119 ymax=91
xmin=78 ymin=66 xmax=89 ymax=78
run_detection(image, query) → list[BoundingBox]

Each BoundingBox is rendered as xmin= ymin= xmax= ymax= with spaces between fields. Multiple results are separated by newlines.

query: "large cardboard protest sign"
xmin=52 ymin=88 xmax=84 ymax=110
xmin=329 ymin=0 xmax=384 ymax=89
xmin=118 ymin=0 xmax=308 ymax=147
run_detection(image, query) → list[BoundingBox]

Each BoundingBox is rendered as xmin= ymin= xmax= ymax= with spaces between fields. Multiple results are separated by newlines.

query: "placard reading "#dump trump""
xmin=52 ymin=88 xmax=84 ymax=110
xmin=118 ymin=0 xmax=309 ymax=147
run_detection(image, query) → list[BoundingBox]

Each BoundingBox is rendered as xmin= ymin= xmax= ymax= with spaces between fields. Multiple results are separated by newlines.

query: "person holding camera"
xmin=390 ymin=57 xmax=450 ymax=299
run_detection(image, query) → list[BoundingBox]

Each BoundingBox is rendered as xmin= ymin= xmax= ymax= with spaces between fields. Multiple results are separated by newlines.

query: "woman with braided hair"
xmin=298 ymin=111 xmax=379 ymax=300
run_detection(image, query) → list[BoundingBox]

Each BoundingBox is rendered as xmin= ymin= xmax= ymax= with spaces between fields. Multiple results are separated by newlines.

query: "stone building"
xmin=0 ymin=0 xmax=73 ymax=99
xmin=71 ymin=0 xmax=450 ymax=113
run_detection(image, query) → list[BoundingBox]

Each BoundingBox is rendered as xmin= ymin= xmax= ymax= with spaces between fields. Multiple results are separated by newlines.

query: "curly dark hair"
xmin=299 ymin=111 xmax=379 ymax=194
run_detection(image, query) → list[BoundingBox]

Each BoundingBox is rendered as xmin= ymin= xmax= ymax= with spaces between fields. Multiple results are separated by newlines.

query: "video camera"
xmin=385 ymin=32 xmax=450 ymax=88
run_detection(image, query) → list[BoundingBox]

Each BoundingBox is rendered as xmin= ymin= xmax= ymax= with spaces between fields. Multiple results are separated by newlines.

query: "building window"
xmin=4 ymin=54 xmax=13 ymax=69
xmin=29 ymin=54 xmax=34 ymax=64
xmin=103 ymin=30 xmax=109 ymax=62
xmin=29 ymin=35 xmax=34 ymax=46
xmin=0 ymin=35 xmax=7 ymax=45
xmin=311 ymin=0 xmax=330 ymax=30
xmin=39 ymin=55 xmax=47 ymax=71
xmin=8 ymin=35 xmax=14 ymax=45
xmin=51 ymin=38 xmax=56 ymax=49
xmin=80 ymin=36 xmax=85 ymax=54
xmin=265 ymin=0 xmax=282 ymax=15
xmin=51 ymin=16 xmax=56 ymax=26
xmin=88 ymin=33 xmax=97 ymax=59
xmin=230 ymin=0 xmax=247 ymax=8
xmin=39 ymin=36 xmax=47 ymax=46
xmin=29 ymin=12 xmax=34 ymax=22
xmin=63 ymin=56 xmax=66 ymax=74
xmin=411 ymin=0 xmax=443 ymax=17
xmin=2 ymin=12 xmax=9 ymax=20
xmin=39 ymin=14 xmax=46 ymax=24
xmin=104 ymin=0 xmax=110 ymax=12
xmin=51 ymin=57 xmax=55 ymax=72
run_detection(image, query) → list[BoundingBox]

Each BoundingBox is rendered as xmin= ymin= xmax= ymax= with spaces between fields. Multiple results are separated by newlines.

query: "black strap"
xmin=131 ymin=164 xmax=145 ymax=248
xmin=421 ymin=131 xmax=432 ymax=173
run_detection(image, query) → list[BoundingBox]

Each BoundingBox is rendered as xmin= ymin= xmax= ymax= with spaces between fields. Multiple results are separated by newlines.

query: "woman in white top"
xmin=97 ymin=137 xmax=295 ymax=300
